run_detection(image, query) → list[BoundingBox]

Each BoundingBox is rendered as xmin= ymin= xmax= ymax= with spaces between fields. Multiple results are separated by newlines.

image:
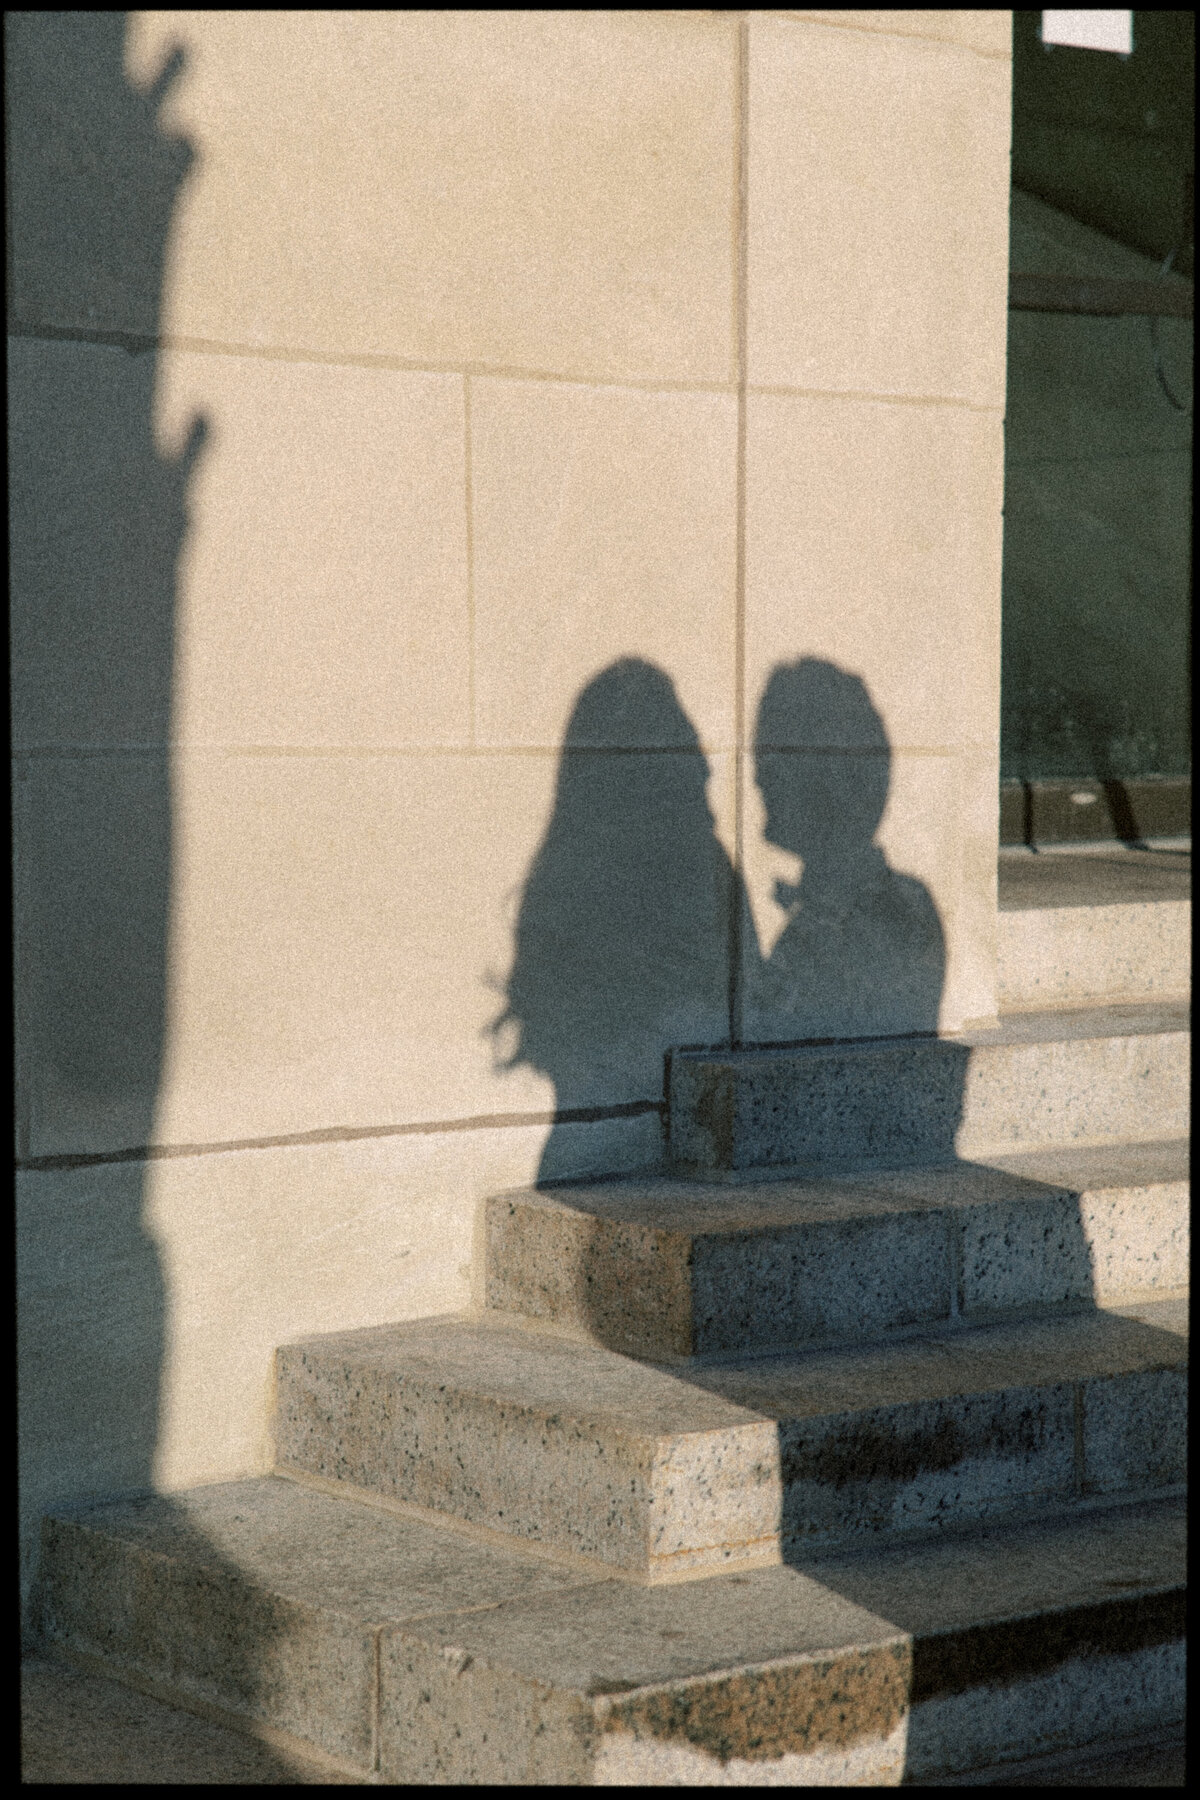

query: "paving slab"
xmin=485 ymin=1140 xmax=1188 ymax=1358
xmin=273 ymin=1306 xmax=1186 ymax=1574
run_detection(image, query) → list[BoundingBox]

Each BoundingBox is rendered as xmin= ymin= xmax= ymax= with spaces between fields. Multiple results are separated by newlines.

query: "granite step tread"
xmin=997 ymin=899 xmax=1190 ymax=1008
xmin=485 ymin=1139 xmax=1189 ymax=1358
xmin=36 ymin=1478 xmax=1184 ymax=1784
xmin=273 ymin=1302 xmax=1186 ymax=1575
xmin=668 ymin=1002 xmax=1189 ymax=1173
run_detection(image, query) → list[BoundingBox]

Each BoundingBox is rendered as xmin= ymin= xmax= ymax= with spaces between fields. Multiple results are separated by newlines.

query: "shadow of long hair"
xmin=492 ymin=657 xmax=735 ymax=1181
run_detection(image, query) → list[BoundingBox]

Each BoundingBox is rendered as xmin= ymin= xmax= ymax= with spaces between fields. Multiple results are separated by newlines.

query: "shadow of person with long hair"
xmin=492 ymin=657 xmax=736 ymax=1184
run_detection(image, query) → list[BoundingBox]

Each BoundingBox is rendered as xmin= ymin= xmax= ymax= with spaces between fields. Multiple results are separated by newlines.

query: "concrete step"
xmin=272 ymin=1300 xmax=1185 ymax=1577
xmin=668 ymin=1001 xmax=1189 ymax=1177
xmin=35 ymin=1477 xmax=1184 ymax=1783
xmin=998 ymin=843 xmax=1190 ymax=1010
xmin=484 ymin=1139 xmax=1188 ymax=1361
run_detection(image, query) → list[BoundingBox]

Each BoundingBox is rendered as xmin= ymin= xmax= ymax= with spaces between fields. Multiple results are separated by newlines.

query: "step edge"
xmin=275 ymin=1308 xmax=1189 ymax=1394
xmin=37 ymin=1488 xmax=1186 ymax=1709
xmin=485 ymin=1168 xmax=1190 ymax=1228
xmin=472 ymin=1288 xmax=1190 ymax=1373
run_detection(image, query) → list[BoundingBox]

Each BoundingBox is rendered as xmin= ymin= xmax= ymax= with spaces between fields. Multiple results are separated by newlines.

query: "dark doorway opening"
xmin=1000 ymin=10 xmax=1192 ymax=845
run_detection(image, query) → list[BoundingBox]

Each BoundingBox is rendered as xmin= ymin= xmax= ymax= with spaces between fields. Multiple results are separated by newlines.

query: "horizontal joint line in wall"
xmin=6 ymin=323 xmax=738 ymax=395
xmin=15 ymin=1102 xmax=665 ymax=1172
xmin=11 ymin=327 xmax=1015 ymax=411
xmin=12 ymin=743 xmax=970 ymax=760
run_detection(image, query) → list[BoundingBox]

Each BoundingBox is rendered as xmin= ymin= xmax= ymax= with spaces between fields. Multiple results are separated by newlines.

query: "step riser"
xmin=383 ymin=1633 xmax=913 ymax=1784
xmin=273 ymin=1349 xmax=1185 ymax=1574
xmin=485 ymin=1178 xmax=1188 ymax=1360
xmin=905 ymin=1639 xmax=1185 ymax=1784
xmin=998 ymin=901 xmax=1190 ymax=1008
xmin=669 ymin=1031 xmax=1188 ymax=1175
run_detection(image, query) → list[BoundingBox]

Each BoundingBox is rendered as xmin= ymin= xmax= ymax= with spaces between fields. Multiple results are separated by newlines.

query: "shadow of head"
xmin=755 ymin=659 xmax=890 ymax=867
xmin=749 ymin=659 xmax=948 ymax=1053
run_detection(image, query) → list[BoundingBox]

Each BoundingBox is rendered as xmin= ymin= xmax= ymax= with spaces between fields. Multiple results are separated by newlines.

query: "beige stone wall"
xmin=13 ymin=11 xmax=1012 ymax=1583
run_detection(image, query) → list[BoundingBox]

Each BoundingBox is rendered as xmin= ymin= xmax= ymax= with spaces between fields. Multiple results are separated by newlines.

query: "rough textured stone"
xmin=485 ymin=1174 xmax=955 ymax=1358
xmin=381 ymin=1571 xmax=910 ymax=1784
xmin=22 ymin=1651 xmax=1186 ymax=1787
xmin=36 ymin=1477 xmax=605 ymax=1770
xmin=1081 ymin=1366 xmax=1188 ymax=1495
xmin=378 ymin=1494 xmax=1183 ymax=1783
xmin=669 ymin=1003 xmax=1189 ymax=1174
xmin=31 ymin=1479 xmax=1184 ymax=1783
xmin=274 ymin=1318 xmax=783 ymax=1578
xmin=484 ymin=1141 xmax=1188 ymax=1358
xmin=274 ymin=1306 xmax=1187 ymax=1572
xmin=813 ymin=1494 xmax=1186 ymax=1780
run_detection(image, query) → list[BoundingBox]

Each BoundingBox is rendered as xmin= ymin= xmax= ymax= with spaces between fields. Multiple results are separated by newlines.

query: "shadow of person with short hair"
xmin=751 ymin=657 xmax=946 ymax=1050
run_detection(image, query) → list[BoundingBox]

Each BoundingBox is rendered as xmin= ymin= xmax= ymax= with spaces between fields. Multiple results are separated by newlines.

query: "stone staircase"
xmin=33 ymin=846 xmax=1188 ymax=1784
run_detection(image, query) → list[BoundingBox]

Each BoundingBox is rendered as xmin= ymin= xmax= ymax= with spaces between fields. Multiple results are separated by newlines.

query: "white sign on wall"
xmin=1041 ymin=11 xmax=1134 ymax=54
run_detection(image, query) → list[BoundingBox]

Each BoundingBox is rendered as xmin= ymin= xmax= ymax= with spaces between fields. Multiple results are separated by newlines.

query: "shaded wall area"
xmin=11 ymin=18 xmax=295 ymax=1736
xmin=10 ymin=10 xmax=194 ymax=1603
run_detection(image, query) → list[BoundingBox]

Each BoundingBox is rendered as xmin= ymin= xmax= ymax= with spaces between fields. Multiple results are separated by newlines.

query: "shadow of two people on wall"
xmin=493 ymin=653 xmax=948 ymax=1177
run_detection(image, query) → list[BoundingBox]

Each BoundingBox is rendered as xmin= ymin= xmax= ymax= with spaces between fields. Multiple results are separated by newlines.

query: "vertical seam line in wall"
xmin=371 ymin=1625 xmax=381 ymax=1774
xmin=464 ymin=374 xmax=476 ymax=747
xmin=730 ymin=14 xmax=750 ymax=1049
